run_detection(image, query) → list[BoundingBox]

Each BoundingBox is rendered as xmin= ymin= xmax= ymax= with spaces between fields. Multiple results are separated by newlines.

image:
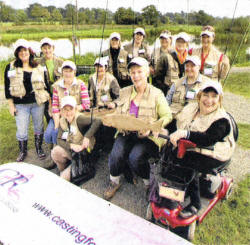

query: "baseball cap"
xmin=160 ymin=33 xmax=171 ymax=39
xmin=94 ymin=57 xmax=108 ymax=67
xmin=127 ymin=57 xmax=149 ymax=69
xmin=134 ymin=27 xmax=146 ymax=36
xmin=200 ymin=30 xmax=214 ymax=37
xmin=175 ymin=32 xmax=190 ymax=42
xmin=185 ymin=56 xmax=201 ymax=66
xmin=62 ymin=60 xmax=76 ymax=71
xmin=201 ymin=80 xmax=223 ymax=95
xmin=109 ymin=32 xmax=121 ymax=40
xmin=40 ymin=37 xmax=54 ymax=47
xmin=14 ymin=39 xmax=30 ymax=51
xmin=61 ymin=96 xmax=77 ymax=109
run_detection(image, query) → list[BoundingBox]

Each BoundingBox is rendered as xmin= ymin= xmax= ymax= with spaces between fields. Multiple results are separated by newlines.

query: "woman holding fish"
xmin=103 ymin=57 xmax=172 ymax=200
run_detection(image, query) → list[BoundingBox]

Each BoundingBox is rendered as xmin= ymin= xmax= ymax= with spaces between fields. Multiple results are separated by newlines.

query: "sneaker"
xmin=179 ymin=204 xmax=199 ymax=219
xmin=103 ymin=181 xmax=121 ymax=200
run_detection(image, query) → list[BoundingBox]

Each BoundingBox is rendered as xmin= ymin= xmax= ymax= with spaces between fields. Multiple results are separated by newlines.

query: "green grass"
xmin=0 ymin=24 xmax=202 ymax=44
xmin=237 ymin=123 xmax=250 ymax=149
xmin=223 ymin=72 xmax=250 ymax=99
xmin=0 ymin=107 xmax=36 ymax=164
xmin=234 ymin=61 xmax=250 ymax=67
xmin=194 ymin=175 xmax=250 ymax=245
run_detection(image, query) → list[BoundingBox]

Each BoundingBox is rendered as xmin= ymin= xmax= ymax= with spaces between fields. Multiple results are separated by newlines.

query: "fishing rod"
xmin=151 ymin=0 xmax=160 ymax=70
xmin=218 ymin=0 xmax=238 ymax=82
xmin=71 ymin=0 xmax=77 ymax=64
xmin=222 ymin=21 xmax=250 ymax=88
xmin=224 ymin=0 xmax=239 ymax=55
xmin=90 ymin=0 xmax=109 ymax=123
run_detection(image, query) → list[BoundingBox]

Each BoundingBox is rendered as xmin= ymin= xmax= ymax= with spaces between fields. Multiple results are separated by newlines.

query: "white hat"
xmin=175 ymin=32 xmax=190 ymax=42
xmin=201 ymin=80 xmax=223 ymax=95
xmin=160 ymin=33 xmax=171 ymax=39
xmin=61 ymin=96 xmax=77 ymax=109
xmin=185 ymin=56 xmax=201 ymax=66
xmin=127 ymin=57 xmax=149 ymax=69
xmin=14 ymin=39 xmax=30 ymax=51
xmin=61 ymin=60 xmax=76 ymax=71
xmin=200 ymin=30 xmax=214 ymax=37
xmin=134 ymin=27 xmax=145 ymax=36
xmin=109 ymin=32 xmax=121 ymax=40
xmin=94 ymin=57 xmax=108 ymax=67
xmin=40 ymin=37 xmax=54 ymax=47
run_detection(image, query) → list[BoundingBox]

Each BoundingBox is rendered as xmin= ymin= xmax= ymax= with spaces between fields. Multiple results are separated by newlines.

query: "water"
xmin=0 ymin=36 xmax=248 ymax=62
xmin=0 ymin=38 xmax=110 ymax=61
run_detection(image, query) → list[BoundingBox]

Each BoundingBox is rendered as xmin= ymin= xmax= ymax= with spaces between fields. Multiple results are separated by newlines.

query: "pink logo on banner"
xmin=0 ymin=169 xmax=33 ymax=200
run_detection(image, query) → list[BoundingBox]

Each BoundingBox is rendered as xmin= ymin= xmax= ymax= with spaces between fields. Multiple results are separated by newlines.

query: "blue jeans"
xmin=108 ymin=133 xmax=158 ymax=179
xmin=15 ymin=103 xmax=44 ymax=141
xmin=44 ymin=119 xmax=58 ymax=144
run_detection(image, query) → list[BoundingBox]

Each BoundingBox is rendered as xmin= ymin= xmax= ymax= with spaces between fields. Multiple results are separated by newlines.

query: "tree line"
xmin=0 ymin=1 xmax=249 ymax=33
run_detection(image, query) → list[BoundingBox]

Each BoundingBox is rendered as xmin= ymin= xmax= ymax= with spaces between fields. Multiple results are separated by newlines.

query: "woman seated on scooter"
xmin=51 ymin=96 xmax=101 ymax=184
xmin=103 ymin=57 xmax=172 ymax=201
xmin=169 ymin=80 xmax=235 ymax=218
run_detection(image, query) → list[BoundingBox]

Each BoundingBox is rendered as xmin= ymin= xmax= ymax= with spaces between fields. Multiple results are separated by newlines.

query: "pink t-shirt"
xmin=129 ymin=100 xmax=139 ymax=118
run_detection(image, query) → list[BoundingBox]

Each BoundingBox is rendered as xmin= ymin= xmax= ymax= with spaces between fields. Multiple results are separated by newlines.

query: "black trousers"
xmin=174 ymin=151 xmax=226 ymax=209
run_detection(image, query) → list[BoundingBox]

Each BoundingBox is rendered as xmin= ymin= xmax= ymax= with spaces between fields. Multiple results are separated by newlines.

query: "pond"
xmin=0 ymin=36 xmax=248 ymax=63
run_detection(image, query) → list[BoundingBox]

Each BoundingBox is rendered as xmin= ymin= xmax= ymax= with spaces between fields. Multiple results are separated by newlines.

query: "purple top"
xmin=129 ymin=100 xmax=139 ymax=118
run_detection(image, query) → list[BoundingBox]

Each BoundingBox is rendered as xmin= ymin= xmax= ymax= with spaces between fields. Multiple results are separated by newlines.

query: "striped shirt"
xmin=52 ymin=78 xmax=90 ymax=114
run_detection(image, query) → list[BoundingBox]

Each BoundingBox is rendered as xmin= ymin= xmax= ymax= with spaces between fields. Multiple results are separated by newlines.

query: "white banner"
xmin=0 ymin=163 xmax=191 ymax=245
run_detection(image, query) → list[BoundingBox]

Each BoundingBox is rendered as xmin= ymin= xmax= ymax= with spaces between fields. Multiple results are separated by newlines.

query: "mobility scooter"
xmin=146 ymin=135 xmax=235 ymax=241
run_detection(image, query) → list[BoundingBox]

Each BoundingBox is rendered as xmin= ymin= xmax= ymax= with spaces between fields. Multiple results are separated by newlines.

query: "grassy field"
xmin=223 ymin=72 xmax=250 ymax=99
xmin=193 ymin=175 xmax=250 ymax=245
xmin=0 ymin=23 xmax=202 ymax=44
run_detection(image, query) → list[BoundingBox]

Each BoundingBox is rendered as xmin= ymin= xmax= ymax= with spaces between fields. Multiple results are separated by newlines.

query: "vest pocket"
xmin=172 ymin=91 xmax=181 ymax=103
xmin=34 ymin=90 xmax=50 ymax=105
xmin=9 ymin=77 xmax=26 ymax=98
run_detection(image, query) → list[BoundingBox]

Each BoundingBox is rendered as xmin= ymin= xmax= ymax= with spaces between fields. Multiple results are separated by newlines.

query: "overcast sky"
xmin=3 ymin=0 xmax=250 ymax=18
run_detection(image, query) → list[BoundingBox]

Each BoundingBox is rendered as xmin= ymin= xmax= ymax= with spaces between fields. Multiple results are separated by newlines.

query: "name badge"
xmin=43 ymin=66 xmax=47 ymax=72
xmin=128 ymin=54 xmax=133 ymax=58
xmin=62 ymin=131 xmax=68 ymax=140
xmin=138 ymin=49 xmax=145 ymax=54
xmin=8 ymin=70 xmax=16 ymax=78
xmin=70 ymin=126 xmax=77 ymax=135
xmin=101 ymin=94 xmax=108 ymax=102
xmin=119 ymin=58 xmax=124 ymax=63
xmin=186 ymin=90 xmax=196 ymax=99
xmin=204 ymin=68 xmax=213 ymax=75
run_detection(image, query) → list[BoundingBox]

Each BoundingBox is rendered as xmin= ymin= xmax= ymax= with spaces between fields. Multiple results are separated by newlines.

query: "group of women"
xmin=4 ymin=25 xmax=235 ymax=218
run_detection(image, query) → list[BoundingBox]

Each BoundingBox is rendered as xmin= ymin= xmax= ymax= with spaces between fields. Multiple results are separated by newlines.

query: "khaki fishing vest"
xmin=191 ymin=46 xmax=230 ymax=81
xmin=60 ymin=113 xmax=95 ymax=150
xmin=117 ymin=84 xmax=161 ymax=122
xmin=36 ymin=56 xmax=63 ymax=83
xmin=155 ymin=53 xmax=179 ymax=87
xmin=53 ymin=78 xmax=82 ymax=108
xmin=89 ymin=72 xmax=116 ymax=106
xmin=177 ymin=103 xmax=235 ymax=161
xmin=124 ymin=42 xmax=151 ymax=61
xmin=9 ymin=61 xmax=49 ymax=105
xmin=170 ymin=74 xmax=210 ymax=116
xmin=152 ymin=47 xmax=171 ymax=68
xmin=102 ymin=48 xmax=128 ymax=81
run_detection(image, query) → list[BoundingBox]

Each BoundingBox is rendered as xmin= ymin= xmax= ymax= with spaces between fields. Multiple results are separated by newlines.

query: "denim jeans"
xmin=108 ymin=133 xmax=158 ymax=179
xmin=15 ymin=103 xmax=45 ymax=141
xmin=44 ymin=119 xmax=58 ymax=144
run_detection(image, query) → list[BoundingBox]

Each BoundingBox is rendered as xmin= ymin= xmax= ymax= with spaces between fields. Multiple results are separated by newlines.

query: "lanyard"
xmin=200 ymin=51 xmax=209 ymax=72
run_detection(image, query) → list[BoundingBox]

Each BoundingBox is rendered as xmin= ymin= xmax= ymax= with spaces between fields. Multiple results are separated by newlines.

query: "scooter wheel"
xmin=186 ymin=221 xmax=196 ymax=241
xmin=146 ymin=203 xmax=155 ymax=223
xmin=223 ymin=182 xmax=233 ymax=200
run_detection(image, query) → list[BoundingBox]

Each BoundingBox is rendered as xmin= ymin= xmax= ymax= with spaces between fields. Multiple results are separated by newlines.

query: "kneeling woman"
xmin=170 ymin=81 xmax=235 ymax=218
xmin=104 ymin=57 xmax=172 ymax=200
xmin=51 ymin=96 xmax=101 ymax=183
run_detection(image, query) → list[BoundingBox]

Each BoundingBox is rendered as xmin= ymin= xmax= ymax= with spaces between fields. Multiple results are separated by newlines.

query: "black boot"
xmin=16 ymin=140 xmax=27 ymax=162
xmin=35 ymin=134 xmax=46 ymax=159
xmin=179 ymin=174 xmax=201 ymax=218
